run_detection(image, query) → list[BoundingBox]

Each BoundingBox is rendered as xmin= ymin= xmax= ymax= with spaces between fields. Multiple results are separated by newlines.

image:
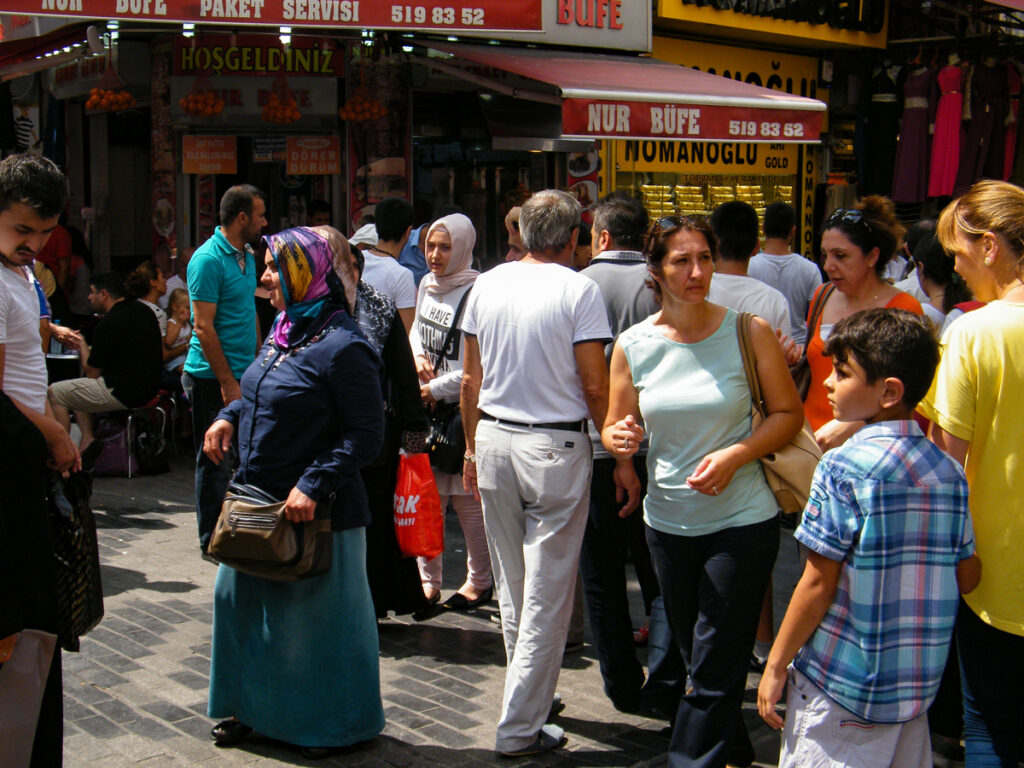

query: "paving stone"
xmin=91 ymin=651 xmax=142 ymax=674
xmin=177 ymin=655 xmax=210 ymax=673
xmin=416 ymin=722 xmax=475 ymax=749
xmin=171 ymin=715 xmax=215 ymax=740
xmin=140 ymin=700 xmax=196 ymax=723
xmin=75 ymin=714 xmax=126 ymax=739
xmin=167 ymin=669 xmax=209 ymax=690
xmin=382 ymin=706 xmax=433 ymax=731
xmin=92 ymin=697 xmax=140 ymax=724
xmin=66 ymin=680 xmax=114 ymax=705
xmin=63 ymin=697 xmax=96 ymax=721
xmin=427 ymin=675 xmax=485 ymax=699
xmin=123 ymin=717 xmax=183 ymax=742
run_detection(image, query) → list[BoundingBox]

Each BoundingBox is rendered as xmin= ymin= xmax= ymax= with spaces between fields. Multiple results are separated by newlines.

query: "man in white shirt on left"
xmin=0 ymin=153 xmax=79 ymax=472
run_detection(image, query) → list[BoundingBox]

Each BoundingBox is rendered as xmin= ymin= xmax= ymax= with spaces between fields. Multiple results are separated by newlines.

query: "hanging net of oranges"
xmin=262 ymin=75 xmax=300 ymax=124
xmin=180 ymin=90 xmax=224 ymax=117
xmin=338 ymin=92 xmax=386 ymax=123
xmin=86 ymin=88 xmax=136 ymax=112
xmin=179 ymin=75 xmax=224 ymax=118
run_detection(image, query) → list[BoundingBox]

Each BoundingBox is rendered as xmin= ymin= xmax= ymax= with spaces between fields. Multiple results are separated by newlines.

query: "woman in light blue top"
xmin=604 ymin=215 xmax=802 ymax=768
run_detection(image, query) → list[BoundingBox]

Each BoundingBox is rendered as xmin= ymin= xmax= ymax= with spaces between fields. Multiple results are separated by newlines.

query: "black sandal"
xmin=211 ymin=718 xmax=252 ymax=746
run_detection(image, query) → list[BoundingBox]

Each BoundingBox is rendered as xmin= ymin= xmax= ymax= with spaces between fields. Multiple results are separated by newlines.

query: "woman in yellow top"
xmin=920 ymin=179 xmax=1024 ymax=767
xmin=804 ymin=196 xmax=922 ymax=450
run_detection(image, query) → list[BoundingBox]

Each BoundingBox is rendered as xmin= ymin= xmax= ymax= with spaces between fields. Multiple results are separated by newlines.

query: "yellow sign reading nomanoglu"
xmin=615 ymin=140 xmax=797 ymax=175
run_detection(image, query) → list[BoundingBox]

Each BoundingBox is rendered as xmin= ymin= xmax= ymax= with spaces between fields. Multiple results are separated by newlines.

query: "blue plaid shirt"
xmin=794 ymin=421 xmax=974 ymax=723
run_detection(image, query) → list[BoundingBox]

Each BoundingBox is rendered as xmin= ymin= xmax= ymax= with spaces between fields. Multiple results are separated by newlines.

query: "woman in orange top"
xmin=805 ymin=196 xmax=923 ymax=450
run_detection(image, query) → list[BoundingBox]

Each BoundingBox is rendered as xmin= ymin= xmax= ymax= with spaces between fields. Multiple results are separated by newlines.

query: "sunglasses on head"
xmin=827 ymin=208 xmax=874 ymax=235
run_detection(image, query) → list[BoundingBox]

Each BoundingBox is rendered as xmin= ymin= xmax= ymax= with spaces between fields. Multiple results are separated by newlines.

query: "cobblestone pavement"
xmin=62 ymin=451 xmax=800 ymax=767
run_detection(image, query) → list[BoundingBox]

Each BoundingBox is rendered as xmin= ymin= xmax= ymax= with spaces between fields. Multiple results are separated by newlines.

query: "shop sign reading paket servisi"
xmin=21 ymin=0 xmax=541 ymax=30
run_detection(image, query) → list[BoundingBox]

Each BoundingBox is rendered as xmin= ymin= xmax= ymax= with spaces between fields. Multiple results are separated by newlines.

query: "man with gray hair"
xmin=460 ymin=189 xmax=615 ymax=756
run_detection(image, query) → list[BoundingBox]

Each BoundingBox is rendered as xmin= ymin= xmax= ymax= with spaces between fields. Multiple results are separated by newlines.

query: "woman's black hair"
xmin=913 ymin=233 xmax=972 ymax=313
xmin=821 ymin=195 xmax=906 ymax=276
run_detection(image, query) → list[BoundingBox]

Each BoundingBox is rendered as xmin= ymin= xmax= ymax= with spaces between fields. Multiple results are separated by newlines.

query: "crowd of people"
xmin=2 ymin=148 xmax=1023 ymax=768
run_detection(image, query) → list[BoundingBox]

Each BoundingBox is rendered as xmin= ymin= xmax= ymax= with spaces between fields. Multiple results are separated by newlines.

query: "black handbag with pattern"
xmin=47 ymin=470 xmax=104 ymax=652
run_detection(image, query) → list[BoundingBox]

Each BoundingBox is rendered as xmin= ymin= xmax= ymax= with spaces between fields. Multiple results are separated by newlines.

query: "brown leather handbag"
xmin=208 ymin=483 xmax=333 ymax=581
xmin=736 ymin=313 xmax=823 ymax=515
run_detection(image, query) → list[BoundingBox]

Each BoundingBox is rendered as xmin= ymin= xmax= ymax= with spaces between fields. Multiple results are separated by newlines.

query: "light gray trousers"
xmin=474 ymin=419 xmax=592 ymax=752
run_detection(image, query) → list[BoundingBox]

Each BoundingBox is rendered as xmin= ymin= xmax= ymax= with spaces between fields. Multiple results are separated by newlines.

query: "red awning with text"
xmin=0 ymin=0 xmax=540 ymax=31
xmin=431 ymin=44 xmax=826 ymax=143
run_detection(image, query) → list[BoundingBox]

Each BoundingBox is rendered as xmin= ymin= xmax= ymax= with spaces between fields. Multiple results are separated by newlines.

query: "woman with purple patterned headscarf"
xmin=202 ymin=226 xmax=386 ymax=759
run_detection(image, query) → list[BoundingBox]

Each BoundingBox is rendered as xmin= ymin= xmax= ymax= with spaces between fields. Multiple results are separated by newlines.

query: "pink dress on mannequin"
xmin=928 ymin=64 xmax=965 ymax=198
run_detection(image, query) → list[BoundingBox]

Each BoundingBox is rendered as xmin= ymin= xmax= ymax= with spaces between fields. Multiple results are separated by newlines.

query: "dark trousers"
xmin=580 ymin=457 xmax=683 ymax=713
xmin=957 ymin=599 xmax=1024 ymax=767
xmin=183 ymin=373 xmax=236 ymax=552
xmin=647 ymin=516 xmax=779 ymax=768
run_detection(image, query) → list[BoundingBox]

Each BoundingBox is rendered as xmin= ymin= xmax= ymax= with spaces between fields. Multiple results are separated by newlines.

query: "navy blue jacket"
xmin=218 ymin=312 xmax=384 ymax=530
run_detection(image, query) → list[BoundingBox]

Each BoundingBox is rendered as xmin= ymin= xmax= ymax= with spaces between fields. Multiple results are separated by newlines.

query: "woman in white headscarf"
xmin=410 ymin=213 xmax=493 ymax=613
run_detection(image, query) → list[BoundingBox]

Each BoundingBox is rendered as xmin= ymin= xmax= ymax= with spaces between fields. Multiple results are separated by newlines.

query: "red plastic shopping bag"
xmin=393 ymin=452 xmax=444 ymax=559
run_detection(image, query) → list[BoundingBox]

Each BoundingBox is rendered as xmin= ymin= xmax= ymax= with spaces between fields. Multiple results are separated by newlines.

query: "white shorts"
xmin=779 ymin=667 xmax=931 ymax=768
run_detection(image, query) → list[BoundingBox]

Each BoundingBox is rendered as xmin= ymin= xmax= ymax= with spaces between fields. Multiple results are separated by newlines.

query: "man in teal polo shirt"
xmin=183 ymin=184 xmax=266 ymax=552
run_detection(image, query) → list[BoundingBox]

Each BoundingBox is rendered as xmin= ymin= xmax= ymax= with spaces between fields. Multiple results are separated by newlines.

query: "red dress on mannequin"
xmin=928 ymin=64 xmax=965 ymax=198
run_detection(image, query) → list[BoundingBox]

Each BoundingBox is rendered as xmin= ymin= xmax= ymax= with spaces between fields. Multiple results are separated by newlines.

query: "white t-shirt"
xmin=361 ymin=252 xmax=416 ymax=310
xmin=461 ymin=261 xmax=611 ymax=423
xmin=922 ymin=302 xmax=948 ymax=337
xmin=708 ymin=272 xmax=791 ymax=337
xmin=410 ymin=282 xmax=472 ymax=404
xmin=0 ymin=264 xmax=48 ymax=413
xmin=895 ymin=269 xmax=929 ymax=302
xmin=748 ymin=251 xmax=823 ymax=345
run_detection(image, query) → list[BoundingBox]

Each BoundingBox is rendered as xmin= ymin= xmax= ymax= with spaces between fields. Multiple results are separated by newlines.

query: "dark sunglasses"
xmin=655 ymin=214 xmax=709 ymax=230
xmin=827 ymin=208 xmax=874 ymax=235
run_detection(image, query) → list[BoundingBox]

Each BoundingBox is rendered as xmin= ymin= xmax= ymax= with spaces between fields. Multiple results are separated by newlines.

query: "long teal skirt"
xmin=208 ymin=527 xmax=384 ymax=748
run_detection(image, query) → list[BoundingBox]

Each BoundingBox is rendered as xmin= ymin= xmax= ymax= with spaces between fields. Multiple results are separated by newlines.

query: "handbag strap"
xmin=431 ymin=286 xmax=473 ymax=370
xmin=735 ymin=312 xmax=766 ymax=419
xmin=806 ymin=283 xmax=836 ymax=338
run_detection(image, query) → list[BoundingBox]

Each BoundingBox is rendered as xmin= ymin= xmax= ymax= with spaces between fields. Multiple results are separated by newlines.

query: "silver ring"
xmin=623 ymin=438 xmax=630 ymax=449
xmin=713 ymin=485 xmax=719 ymax=495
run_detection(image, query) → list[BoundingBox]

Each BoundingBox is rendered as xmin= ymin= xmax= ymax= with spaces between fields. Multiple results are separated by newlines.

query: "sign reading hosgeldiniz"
xmin=18 ymin=0 xmax=541 ymax=30
xmin=563 ymin=101 xmax=823 ymax=143
xmin=174 ymin=34 xmax=342 ymax=76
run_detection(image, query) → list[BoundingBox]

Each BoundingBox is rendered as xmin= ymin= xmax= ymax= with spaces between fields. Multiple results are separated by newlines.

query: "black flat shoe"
xmin=211 ymin=718 xmax=252 ymax=746
xmin=412 ymin=591 xmax=442 ymax=622
xmin=443 ymin=586 xmax=493 ymax=611
xmin=300 ymin=746 xmax=331 ymax=759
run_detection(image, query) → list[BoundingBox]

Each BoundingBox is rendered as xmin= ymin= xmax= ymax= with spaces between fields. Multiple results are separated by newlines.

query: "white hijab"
xmin=422 ymin=213 xmax=479 ymax=297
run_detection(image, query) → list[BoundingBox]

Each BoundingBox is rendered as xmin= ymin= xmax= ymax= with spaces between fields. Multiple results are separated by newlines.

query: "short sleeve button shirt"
xmin=794 ymin=421 xmax=974 ymax=723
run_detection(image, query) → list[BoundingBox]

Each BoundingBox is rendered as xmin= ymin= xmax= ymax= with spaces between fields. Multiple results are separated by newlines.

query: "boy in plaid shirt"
xmin=757 ymin=309 xmax=980 ymax=768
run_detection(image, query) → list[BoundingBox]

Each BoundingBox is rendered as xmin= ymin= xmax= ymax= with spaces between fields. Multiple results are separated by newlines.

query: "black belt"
xmin=479 ymin=412 xmax=588 ymax=433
